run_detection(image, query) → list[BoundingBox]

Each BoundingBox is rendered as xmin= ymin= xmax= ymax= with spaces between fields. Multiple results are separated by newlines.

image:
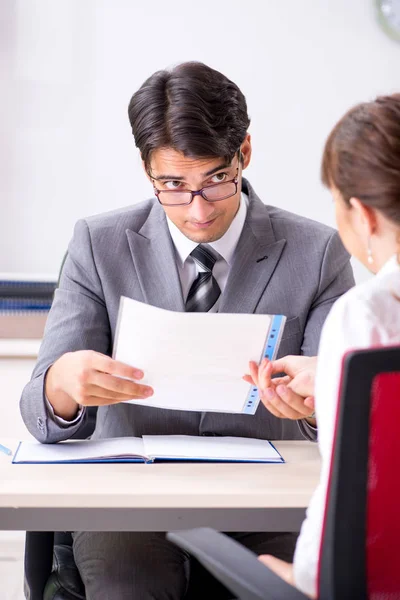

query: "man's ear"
xmin=349 ymin=197 xmax=377 ymax=236
xmin=240 ymin=133 xmax=252 ymax=170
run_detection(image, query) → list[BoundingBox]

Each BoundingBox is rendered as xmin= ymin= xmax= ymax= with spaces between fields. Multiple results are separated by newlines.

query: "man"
xmin=20 ymin=62 xmax=354 ymax=599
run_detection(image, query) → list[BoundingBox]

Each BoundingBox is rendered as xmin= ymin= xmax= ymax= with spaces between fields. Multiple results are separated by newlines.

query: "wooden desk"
xmin=0 ymin=441 xmax=320 ymax=532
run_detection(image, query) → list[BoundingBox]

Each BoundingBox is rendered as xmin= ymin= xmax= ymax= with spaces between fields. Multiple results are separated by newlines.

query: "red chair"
xmin=168 ymin=346 xmax=400 ymax=599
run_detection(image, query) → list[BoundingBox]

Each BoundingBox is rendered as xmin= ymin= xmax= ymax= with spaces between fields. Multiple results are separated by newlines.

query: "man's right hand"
xmin=45 ymin=350 xmax=154 ymax=421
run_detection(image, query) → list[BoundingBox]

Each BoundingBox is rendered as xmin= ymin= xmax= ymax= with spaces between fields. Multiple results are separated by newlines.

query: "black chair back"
xmin=168 ymin=347 xmax=400 ymax=600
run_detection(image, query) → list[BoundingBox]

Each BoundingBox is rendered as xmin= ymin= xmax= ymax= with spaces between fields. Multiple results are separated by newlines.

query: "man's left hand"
xmin=260 ymin=382 xmax=315 ymax=422
xmin=243 ymin=359 xmax=316 ymax=424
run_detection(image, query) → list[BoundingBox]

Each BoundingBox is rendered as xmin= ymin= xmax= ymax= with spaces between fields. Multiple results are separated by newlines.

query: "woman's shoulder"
xmin=329 ymin=277 xmax=375 ymax=318
xmin=325 ymin=259 xmax=400 ymax=341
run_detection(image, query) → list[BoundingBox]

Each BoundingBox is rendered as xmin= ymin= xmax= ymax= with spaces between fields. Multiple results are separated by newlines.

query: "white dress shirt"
xmin=293 ymin=254 xmax=400 ymax=597
xmin=166 ymin=193 xmax=248 ymax=311
xmin=47 ymin=193 xmax=248 ymax=424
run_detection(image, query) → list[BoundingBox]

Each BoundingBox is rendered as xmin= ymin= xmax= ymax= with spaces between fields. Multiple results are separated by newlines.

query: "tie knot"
xmin=190 ymin=244 xmax=218 ymax=272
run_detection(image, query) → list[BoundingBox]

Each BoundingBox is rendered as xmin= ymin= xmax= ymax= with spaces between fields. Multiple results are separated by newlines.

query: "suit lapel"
xmin=125 ymin=181 xmax=286 ymax=315
xmin=219 ymin=180 xmax=287 ymax=314
xmin=126 ymin=203 xmax=185 ymax=312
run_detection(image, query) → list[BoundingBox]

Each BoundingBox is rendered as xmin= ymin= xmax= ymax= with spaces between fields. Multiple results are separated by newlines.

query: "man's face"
xmin=146 ymin=135 xmax=251 ymax=243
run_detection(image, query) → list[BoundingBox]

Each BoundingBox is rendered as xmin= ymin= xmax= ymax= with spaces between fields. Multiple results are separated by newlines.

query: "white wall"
xmin=1 ymin=0 xmax=399 ymax=282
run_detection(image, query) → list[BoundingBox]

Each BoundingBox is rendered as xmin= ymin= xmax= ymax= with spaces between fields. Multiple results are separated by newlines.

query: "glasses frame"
xmin=151 ymin=163 xmax=240 ymax=207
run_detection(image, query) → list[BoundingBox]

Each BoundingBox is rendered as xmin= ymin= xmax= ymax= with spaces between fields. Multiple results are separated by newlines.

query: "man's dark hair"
xmin=128 ymin=62 xmax=251 ymax=171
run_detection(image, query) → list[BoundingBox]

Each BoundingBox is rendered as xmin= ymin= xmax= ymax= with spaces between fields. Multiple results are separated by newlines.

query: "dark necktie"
xmin=185 ymin=244 xmax=221 ymax=312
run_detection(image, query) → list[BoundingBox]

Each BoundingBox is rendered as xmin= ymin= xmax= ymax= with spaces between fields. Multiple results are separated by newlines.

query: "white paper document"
xmin=113 ymin=297 xmax=286 ymax=414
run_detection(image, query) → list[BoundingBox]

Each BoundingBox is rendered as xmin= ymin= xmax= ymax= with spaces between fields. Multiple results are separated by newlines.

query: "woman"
xmin=246 ymin=94 xmax=400 ymax=598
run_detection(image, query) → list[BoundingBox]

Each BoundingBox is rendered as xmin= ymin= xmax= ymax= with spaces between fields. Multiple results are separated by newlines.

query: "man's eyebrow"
xmin=152 ymin=174 xmax=185 ymax=181
xmin=152 ymin=161 xmax=231 ymax=182
xmin=203 ymin=161 xmax=231 ymax=177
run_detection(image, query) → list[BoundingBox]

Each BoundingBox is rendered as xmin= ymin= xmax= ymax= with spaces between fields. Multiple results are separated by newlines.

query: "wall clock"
xmin=376 ymin=0 xmax=400 ymax=42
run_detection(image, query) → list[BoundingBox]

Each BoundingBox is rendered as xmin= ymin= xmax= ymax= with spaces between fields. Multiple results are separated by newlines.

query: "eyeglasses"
xmin=152 ymin=168 xmax=239 ymax=207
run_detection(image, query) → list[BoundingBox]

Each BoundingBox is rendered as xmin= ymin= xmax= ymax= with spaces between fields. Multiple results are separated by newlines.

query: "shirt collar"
xmin=167 ymin=192 xmax=248 ymax=267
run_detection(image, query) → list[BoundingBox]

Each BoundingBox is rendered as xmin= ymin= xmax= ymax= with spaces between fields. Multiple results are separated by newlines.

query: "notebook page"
xmin=113 ymin=297 xmax=273 ymax=413
xmin=143 ymin=435 xmax=283 ymax=462
xmin=13 ymin=437 xmax=146 ymax=463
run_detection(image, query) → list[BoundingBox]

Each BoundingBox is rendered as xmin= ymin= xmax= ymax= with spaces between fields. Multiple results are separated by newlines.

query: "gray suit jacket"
xmin=20 ymin=180 xmax=354 ymax=443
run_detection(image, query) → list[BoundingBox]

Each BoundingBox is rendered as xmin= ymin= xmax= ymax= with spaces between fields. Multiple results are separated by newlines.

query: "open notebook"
xmin=12 ymin=435 xmax=284 ymax=464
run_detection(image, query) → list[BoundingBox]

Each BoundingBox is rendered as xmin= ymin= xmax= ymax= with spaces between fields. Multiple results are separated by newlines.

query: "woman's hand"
xmin=243 ymin=355 xmax=317 ymax=422
xmin=258 ymin=555 xmax=295 ymax=587
xmin=258 ymin=555 xmax=315 ymax=599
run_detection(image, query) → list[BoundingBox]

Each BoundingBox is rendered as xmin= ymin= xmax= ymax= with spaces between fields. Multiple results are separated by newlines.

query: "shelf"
xmin=0 ymin=339 xmax=41 ymax=358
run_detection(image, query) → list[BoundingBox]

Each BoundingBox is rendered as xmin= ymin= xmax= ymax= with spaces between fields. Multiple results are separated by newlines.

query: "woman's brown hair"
xmin=321 ymin=94 xmax=400 ymax=227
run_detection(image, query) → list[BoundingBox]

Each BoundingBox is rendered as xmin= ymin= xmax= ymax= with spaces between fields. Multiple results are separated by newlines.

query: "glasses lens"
xmin=203 ymin=181 xmax=236 ymax=201
xmin=157 ymin=191 xmax=192 ymax=206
